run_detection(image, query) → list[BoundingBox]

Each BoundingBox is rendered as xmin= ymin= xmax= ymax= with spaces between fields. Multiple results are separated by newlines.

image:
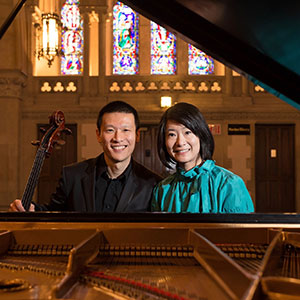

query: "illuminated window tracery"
xmin=61 ymin=0 xmax=83 ymax=75
xmin=151 ymin=22 xmax=176 ymax=75
xmin=113 ymin=1 xmax=139 ymax=75
xmin=188 ymin=44 xmax=214 ymax=75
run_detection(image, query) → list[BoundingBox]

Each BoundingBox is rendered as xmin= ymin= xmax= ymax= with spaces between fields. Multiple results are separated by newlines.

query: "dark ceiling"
xmin=122 ymin=0 xmax=300 ymax=110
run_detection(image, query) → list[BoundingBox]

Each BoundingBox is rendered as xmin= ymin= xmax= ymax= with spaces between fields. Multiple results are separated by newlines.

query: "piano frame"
xmin=0 ymin=213 xmax=300 ymax=299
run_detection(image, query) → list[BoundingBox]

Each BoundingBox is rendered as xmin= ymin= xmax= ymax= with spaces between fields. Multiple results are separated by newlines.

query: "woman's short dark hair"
xmin=157 ymin=102 xmax=214 ymax=168
xmin=97 ymin=101 xmax=140 ymax=131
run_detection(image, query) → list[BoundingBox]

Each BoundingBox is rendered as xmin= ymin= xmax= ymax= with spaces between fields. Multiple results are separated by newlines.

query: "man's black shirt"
xmin=95 ymin=155 xmax=132 ymax=212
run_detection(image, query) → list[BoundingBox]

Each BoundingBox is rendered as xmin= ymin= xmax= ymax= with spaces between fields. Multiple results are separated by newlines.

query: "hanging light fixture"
xmin=36 ymin=12 xmax=61 ymax=67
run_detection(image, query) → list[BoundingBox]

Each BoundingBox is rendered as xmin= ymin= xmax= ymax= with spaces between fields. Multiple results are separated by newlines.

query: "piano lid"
xmin=122 ymin=0 xmax=300 ymax=110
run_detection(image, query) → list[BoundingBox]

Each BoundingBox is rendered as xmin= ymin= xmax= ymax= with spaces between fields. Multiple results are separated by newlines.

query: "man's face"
xmin=96 ymin=112 xmax=139 ymax=166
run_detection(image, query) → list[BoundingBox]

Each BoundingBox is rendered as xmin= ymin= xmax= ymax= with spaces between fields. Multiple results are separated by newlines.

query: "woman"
xmin=152 ymin=102 xmax=254 ymax=213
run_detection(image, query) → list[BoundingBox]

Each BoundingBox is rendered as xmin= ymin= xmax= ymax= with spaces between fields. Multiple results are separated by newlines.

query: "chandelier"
xmin=36 ymin=13 xmax=61 ymax=67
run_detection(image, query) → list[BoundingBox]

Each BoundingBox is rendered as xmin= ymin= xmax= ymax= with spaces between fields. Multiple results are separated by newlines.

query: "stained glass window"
xmin=113 ymin=1 xmax=139 ymax=75
xmin=151 ymin=22 xmax=176 ymax=75
xmin=61 ymin=0 xmax=83 ymax=75
xmin=188 ymin=44 xmax=214 ymax=75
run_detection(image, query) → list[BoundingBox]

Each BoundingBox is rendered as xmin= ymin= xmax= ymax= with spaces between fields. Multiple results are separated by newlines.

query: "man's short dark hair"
xmin=97 ymin=101 xmax=140 ymax=131
xmin=157 ymin=102 xmax=214 ymax=169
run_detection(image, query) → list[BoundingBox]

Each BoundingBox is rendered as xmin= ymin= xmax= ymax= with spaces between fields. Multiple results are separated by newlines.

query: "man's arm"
xmin=34 ymin=170 xmax=69 ymax=211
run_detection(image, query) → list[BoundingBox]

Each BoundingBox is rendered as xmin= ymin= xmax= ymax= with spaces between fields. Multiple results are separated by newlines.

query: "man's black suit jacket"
xmin=34 ymin=155 xmax=162 ymax=212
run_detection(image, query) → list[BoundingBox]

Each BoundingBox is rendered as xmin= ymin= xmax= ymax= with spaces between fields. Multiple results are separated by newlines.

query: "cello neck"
xmin=21 ymin=148 xmax=46 ymax=211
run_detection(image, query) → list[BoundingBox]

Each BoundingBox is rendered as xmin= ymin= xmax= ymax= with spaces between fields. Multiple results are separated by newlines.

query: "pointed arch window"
xmin=151 ymin=22 xmax=176 ymax=75
xmin=113 ymin=1 xmax=139 ymax=75
xmin=61 ymin=0 xmax=83 ymax=75
xmin=188 ymin=44 xmax=214 ymax=75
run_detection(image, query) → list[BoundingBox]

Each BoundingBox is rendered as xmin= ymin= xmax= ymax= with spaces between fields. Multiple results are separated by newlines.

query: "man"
xmin=10 ymin=101 xmax=162 ymax=212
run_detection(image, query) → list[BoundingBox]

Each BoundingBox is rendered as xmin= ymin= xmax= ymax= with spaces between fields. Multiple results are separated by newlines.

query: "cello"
xmin=21 ymin=111 xmax=71 ymax=211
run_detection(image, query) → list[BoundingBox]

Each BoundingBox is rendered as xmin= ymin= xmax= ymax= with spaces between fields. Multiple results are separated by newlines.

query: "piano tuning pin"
xmin=31 ymin=140 xmax=40 ymax=146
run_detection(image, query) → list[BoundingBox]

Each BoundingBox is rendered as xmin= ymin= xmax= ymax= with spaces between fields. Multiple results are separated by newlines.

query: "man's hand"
xmin=9 ymin=199 xmax=35 ymax=212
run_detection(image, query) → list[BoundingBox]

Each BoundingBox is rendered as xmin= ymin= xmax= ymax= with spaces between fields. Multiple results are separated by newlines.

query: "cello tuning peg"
xmin=39 ymin=127 xmax=46 ymax=133
xmin=64 ymin=128 xmax=72 ymax=135
xmin=31 ymin=140 xmax=40 ymax=146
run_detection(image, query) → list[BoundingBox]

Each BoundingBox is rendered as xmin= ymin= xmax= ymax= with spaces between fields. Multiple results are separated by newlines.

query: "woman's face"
xmin=165 ymin=120 xmax=202 ymax=171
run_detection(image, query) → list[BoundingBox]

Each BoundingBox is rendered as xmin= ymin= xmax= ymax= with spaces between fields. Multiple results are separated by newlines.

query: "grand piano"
xmin=0 ymin=1 xmax=300 ymax=299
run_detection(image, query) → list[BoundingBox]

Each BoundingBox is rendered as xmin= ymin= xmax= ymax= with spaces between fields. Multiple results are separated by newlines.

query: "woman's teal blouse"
xmin=151 ymin=160 xmax=254 ymax=213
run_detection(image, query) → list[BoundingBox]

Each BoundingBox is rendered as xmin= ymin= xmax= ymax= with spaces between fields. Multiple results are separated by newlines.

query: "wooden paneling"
xmin=133 ymin=126 xmax=169 ymax=177
xmin=37 ymin=124 xmax=77 ymax=205
xmin=255 ymin=124 xmax=295 ymax=212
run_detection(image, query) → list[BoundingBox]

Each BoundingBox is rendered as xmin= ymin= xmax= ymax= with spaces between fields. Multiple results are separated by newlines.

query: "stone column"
xmin=242 ymin=76 xmax=250 ymax=96
xmin=98 ymin=7 xmax=109 ymax=100
xmin=24 ymin=1 xmax=35 ymax=101
xmin=0 ymin=71 xmax=26 ymax=210
xmin=82 ymin=9 xmax=90 ymax=98
xmin=225 ymin=66 xmax=233 ymax=95
xmin=177 ymin=39 xmax=188 ymax=75
xmin=139 ymin=15 xmax=150 ymax=75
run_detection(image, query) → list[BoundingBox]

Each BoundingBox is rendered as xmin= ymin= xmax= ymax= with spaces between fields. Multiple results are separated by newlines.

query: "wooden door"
xmin=37 ymin=124 xmax=77 ymax=205
xmin=133 ymin=126 xmax=169 ymax=177
xmin=255 ymin=124 xmax=295 ymax=212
